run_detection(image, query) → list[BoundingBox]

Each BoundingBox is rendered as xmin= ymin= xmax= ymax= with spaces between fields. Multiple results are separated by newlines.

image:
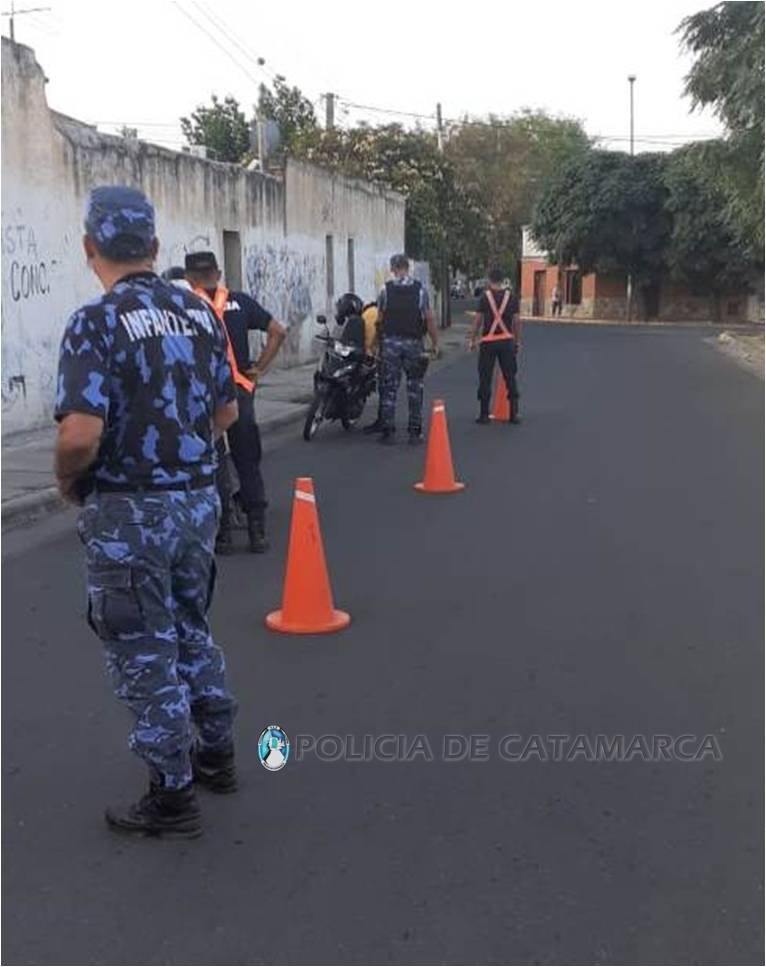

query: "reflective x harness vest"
xmin=480 ymin=288 xmax=514 ymax=343
xmin=194 ymin=285 xmax=255 ymax=393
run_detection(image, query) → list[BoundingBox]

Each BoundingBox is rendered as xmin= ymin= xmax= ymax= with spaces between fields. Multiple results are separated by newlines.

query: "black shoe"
xmin=246 ymin=512 xmax=269 ymax=553
xmin=362 ymin=419 xmax=384 ymax=435
xmin=379 ymin=429 xmax=396 ymax=446
xmin=408 ymin=430 xmax=424 ymax=445
xmin=475 ymin=414 xmax=490 ymax=424
xmin=192 ymin=743 xmax=238 ymax=794
xmin=215 ymin=524 xmax=235 ymax=556
xmin=105 ymin=780 xmax=202 ymax=839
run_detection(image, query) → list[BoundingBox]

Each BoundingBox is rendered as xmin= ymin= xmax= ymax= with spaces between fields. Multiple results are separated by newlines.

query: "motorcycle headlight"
xmin=333 ymin=342 xmax=354 ymax=357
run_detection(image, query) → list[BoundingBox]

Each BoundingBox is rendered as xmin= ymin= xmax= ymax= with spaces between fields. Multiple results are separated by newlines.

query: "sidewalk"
xmin=1 ymin=321 xmax=469 ymax=529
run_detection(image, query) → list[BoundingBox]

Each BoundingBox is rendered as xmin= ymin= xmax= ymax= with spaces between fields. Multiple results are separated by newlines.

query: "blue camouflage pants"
xmin=380 ymin=335 xmax=426 ymax=434
xmin=78 ymin=487 xmax=237 ymax=789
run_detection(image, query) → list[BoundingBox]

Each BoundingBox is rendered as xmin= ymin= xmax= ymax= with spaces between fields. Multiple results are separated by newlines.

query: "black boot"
xmin=362 ymin=418 xmax=384 ymax=435
xmin=105 ymin=778 xmax=202 ymax=839
xmin=476 ymin=407 xmax=490 ymax=424
xmin=246 ymin=511 xmax=270 ymax=553
xmin=215 ymin=514 xmax=235 ymax=555
xmin=192 ymin=743 xmax=238 ymax=794
xmin=510 ymin=398 xmax=521 ymax=425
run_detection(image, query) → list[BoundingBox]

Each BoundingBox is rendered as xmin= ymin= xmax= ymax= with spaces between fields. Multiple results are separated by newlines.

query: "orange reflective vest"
xmin=480 ymin=288 xmax=514 ymax=343
xmin=193 ymin=285 xmax=254 ymax=393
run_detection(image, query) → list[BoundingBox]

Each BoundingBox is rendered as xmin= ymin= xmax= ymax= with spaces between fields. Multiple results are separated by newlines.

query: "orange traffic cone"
xmin=490 ymin=373 xmax=512 ymax=421
xmin=414 ymin=399 xmax=465 ymax=494
xmin=266 ymin=477 xmax=350 ymax=634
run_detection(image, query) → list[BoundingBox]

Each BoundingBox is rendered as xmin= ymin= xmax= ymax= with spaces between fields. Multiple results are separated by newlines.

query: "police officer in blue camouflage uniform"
xmin=54 ymin=186 xmax=240 ymax=839
xmin=375 ymin=254 xmax=440 ymax=445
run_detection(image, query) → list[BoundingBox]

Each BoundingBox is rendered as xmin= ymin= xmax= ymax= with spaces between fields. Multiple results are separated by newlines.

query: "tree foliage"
xmin=256 ymin=75 xmax=318 ymax=157
xmin=445 ymin=112 xmax=591 ymax=274
xmin=678 ymin=1 xmax=765 ymax=250
xmin=180 ymin=95 xmax=250 ymax=164
xmin=531 ymin=150 xmax=672 ymax=290
xmin=664 ymin=142 xmax=757 ymax=298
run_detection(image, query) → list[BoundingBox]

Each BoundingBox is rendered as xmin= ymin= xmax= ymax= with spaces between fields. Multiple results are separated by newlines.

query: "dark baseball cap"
xmin=185 ymin=251 xmax=219 ymax=273
xmin=84 ymin=185 xmax=156 ymax=260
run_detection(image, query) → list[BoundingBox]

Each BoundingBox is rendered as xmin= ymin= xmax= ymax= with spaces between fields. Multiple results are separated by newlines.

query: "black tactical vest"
xmin=383 ymin=280 xmax=424 ymax=338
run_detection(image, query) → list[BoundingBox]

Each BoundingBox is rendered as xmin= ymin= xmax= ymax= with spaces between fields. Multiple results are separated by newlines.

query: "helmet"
xmin=335 ymin=292 xmax=363 ymax=325
xmin=162 ymin=265 xmax=186 ymax=281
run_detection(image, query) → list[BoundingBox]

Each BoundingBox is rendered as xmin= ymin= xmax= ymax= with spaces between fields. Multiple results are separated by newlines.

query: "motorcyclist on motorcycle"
xmin=303 ymin=293 xmax=378 ymax=440
xmin=334 ymin=292 xmax=366 ymax=349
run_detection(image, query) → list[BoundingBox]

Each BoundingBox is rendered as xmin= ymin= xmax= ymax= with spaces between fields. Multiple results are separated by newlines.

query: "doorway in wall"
xmin=532 ymin=270 xmax=546 ymax=316
xmin=325 ymin=234 xmax=334 ymax=311
xmin=347 ymin=237 xmax=355 ymax=293
xmin=223 ymin=231 xmax=242 ymax=290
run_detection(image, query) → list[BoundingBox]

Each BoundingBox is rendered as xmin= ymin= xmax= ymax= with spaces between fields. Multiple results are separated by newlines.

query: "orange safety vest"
xmin=480 ymin=288 xmax=514 ymax=343
xmin=193 ymin=285 xmax=255 ymax=393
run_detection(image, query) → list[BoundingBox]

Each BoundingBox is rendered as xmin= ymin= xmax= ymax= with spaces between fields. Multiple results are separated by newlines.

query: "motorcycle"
xmin=303 ymin=314 xmax=377 ymax=441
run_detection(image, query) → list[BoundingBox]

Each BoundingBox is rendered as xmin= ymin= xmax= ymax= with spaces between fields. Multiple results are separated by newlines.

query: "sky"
xmin=5 ymin=0 xmax=723 ymax=152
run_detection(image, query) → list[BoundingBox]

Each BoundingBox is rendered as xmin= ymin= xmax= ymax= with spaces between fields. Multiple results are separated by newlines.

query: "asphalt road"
xmin=3 ymin=323 xmax=763 ymax=965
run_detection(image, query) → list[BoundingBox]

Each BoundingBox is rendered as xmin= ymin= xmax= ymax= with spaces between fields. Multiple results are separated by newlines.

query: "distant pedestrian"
xmin=185 ymin=252 xmax=286 ymax=554
xmin=55 ymin=186 xmax=239 ymax=838
xmin=551 ymin=284 xmax=562 ymax=317
xmin=375 ymin=254 xmax=439 ymax=445
xmin=469 ymin=267 xmax=521 ymax=424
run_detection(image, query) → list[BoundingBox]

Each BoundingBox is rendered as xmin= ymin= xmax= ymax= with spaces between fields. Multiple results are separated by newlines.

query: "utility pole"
xmin=2 ymin=3 xmax=51 ymax=42
xmin=324 ymin=92 xmax=336 ymax=131
xmin=436 ymin=102 xmax=450 ymax=329
xmin=626 ymin=74 xmax=636 ymax=323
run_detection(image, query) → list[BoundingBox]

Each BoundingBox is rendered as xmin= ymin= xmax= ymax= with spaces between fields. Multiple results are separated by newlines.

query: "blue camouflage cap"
xmin=84 ymin=185 xmax=156 ymax=260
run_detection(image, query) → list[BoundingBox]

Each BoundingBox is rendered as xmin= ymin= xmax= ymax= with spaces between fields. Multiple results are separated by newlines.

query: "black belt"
xmin=95 ymin=475 xmax=215 ymax=494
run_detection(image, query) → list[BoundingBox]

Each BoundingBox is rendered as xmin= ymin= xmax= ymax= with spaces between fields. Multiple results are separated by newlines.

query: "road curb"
xmin=2 ymin=486 xmax=65 ymax=531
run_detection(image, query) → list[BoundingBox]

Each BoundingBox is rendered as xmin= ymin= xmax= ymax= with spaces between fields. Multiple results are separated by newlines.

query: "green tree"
xmin=678 ymin=1 xmax=765 ymax=250
xmin=531 ymin=150 xmax=672 ymax=317
xmin=445 ymin=111 xmax=591 ymax=275
xmin=180 ymin=95 xmax=250 ymax=163
xmin=664 ymin=143 xmax=757 ymax=316
xmin=257 ymin=75 xmax=318 ymax=156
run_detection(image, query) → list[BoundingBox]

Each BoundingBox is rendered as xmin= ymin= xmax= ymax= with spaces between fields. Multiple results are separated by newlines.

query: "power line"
xmin=172 ymin=1 xmax=265 ymax=89
xmin=339 ymin=99 xmax=436 ymax=122
xmin=189 ymin=1 xmax=276 ymax=84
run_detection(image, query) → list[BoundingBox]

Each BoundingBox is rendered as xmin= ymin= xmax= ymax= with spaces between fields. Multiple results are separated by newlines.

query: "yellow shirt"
xmin=362 ymin=305 xmax=379 ymax=354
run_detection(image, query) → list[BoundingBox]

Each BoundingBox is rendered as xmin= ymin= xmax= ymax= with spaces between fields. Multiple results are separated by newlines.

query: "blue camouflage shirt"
xmin=55 ymin=271 xmax=235 ymax=487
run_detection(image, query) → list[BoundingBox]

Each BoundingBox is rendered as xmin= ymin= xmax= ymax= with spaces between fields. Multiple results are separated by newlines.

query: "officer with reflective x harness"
xmin=55 ymin=186 xmax=239 ymax=838
xmin=469 ymin=267 xmax=522 ymax=424
xmin=375 ymin=253 xmax=439 ymax=445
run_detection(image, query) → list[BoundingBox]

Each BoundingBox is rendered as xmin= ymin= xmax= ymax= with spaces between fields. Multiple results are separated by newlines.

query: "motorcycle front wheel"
xmin=303 ymin=392 xmax=326 ymax=441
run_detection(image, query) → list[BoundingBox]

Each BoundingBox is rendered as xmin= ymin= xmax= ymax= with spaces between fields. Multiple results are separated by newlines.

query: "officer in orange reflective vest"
xmin=185 ymin=252 xmax=286 ymax=553
xmin=469 ymin=267 xmax=522 ymax=424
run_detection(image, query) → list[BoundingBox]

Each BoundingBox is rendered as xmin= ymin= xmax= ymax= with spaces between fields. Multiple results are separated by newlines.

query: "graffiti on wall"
xmin=1 ymin=218 xmax=63 ymax=415
xmin=2 ymin=223 xmax=55 ymax=302
xmin=244 ymin=244 xmax=316 ymax=363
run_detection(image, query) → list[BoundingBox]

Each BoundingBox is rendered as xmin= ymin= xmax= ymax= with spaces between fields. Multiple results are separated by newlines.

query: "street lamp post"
xmin=627 ymin=74 xmax=636 ymax=322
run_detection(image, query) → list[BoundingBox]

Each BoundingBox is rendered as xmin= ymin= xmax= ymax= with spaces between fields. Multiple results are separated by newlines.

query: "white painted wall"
xmin=1 ymin=39 xmax=405 ymax=435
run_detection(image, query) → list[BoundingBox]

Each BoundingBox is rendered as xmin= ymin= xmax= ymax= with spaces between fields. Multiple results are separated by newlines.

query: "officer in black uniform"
xmin=55 ymin=186 xmax=240 ymax=838
xmin=469 ymin=267 xmax=522 ymax=424
xmin=184 ymin=252 xmax=286 ymax=554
